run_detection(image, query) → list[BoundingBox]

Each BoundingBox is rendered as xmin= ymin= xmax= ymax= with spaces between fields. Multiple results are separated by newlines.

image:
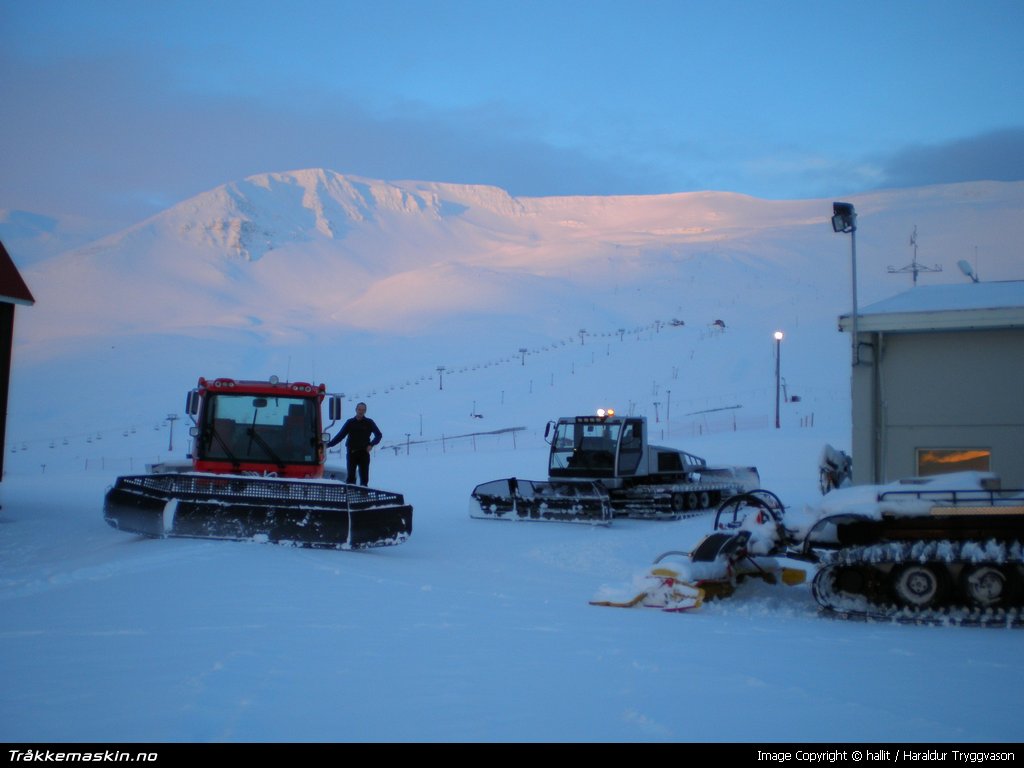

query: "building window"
xmin=916 ymin=448 xmax=991 ymax=477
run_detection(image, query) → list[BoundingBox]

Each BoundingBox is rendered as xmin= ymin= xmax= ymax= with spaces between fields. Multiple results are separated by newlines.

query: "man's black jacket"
xmin=329 ymin=417 xmax=382 ymax=452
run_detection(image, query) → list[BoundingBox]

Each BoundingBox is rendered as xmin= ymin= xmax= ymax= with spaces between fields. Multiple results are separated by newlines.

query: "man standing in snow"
xmin=328 ymin=402 xmax=383 ymax=486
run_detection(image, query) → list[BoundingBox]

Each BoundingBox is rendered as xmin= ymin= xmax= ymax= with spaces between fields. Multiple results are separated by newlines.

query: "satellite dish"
xmin=957 ymin=260 xmax=979 ymax=282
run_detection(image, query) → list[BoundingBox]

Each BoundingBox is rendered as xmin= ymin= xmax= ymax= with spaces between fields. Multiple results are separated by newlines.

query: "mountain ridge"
xmin=13 ymin=172 xmax=1023 ymax=350
xmin=5 ymin=171 xmax=1022 ymax=446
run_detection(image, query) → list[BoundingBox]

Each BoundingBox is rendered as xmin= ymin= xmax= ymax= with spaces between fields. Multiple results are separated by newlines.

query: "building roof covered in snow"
xmin=839 ymin=280 xmax=1024 ymax=333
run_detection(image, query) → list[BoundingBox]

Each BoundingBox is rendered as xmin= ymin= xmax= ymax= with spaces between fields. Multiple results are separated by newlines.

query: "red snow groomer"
xmin=103 ymin=376 xmax=412 ymax=549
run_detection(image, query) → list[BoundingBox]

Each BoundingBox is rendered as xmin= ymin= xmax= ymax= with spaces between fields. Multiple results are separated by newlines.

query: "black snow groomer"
xmin=470 ymin=410 xmax=759 ymax=525
xmin=470 ymin=477 xmax=613 ymax=524
xmin=103 ymin=376 xmax=412 ymax=549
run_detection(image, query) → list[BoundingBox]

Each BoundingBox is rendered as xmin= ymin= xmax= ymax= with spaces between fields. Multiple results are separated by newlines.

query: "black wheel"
xmin=960 ymin=565 xmax=1016 ymax=608
xmin=685 ymin=492 xmax=700 ymax=510
xmin=698 ymin=491 xmax=711 ymax=509
xmin=833 ymin=565 xmax=870 ymax=595
xmin=891 ymin=564 xmax=947 ymax=609
xmin=670 ymin=492 xmax=685 ymax=512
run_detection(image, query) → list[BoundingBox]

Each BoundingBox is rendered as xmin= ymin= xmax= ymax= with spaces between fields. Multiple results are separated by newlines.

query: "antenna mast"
xmin=887 ymin=225 xmax=942 ymax=286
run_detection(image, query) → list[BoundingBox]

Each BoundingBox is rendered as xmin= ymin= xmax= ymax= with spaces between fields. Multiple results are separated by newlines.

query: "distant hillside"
xmin=16 ymin=171 xmax=1023 ymax=349
xmin=5 ymin=172 xmax=1022 ymax=446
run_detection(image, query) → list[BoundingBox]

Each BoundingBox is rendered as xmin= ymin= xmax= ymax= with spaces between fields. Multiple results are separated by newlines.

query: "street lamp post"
xmin=773 ymin=331 xmax=784 ymax=429
xmin=831 ymin=202 xmax=860 ymax=365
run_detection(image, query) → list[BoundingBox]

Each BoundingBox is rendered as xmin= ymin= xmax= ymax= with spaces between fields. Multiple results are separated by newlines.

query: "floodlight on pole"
xmin=773 ymin=332 xmax=783 ymax=429
xmin=831 ymin=202 xmax=860 ymax=365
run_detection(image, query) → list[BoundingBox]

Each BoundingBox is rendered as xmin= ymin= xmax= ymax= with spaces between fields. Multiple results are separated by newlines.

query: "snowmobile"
xmin=103 ymin=376 xmax=413 ymax=549
xmin=470 ymin=410 xmax=760 ymax=524
xmin=592 ymin=473 xmax=1024 ymax=626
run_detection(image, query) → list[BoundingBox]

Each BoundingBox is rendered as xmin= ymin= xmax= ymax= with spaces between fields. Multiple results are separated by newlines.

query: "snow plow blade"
xmin=470 ymin=477 xmax=613 ymax=524
xmin=104 ymin=473 xmax=412 ymax=549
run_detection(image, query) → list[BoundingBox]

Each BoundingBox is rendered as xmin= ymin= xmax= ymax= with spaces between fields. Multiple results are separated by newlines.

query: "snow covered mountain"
xmin=18 ymin=170 xmax=1023 ymax=346
xmin=6 ymin=171 xmax=1023 ymax=452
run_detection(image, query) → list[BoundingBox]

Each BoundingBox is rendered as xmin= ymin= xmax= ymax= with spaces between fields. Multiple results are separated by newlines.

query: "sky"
xmin=2 ymin=0 xmax=1024 ymax=231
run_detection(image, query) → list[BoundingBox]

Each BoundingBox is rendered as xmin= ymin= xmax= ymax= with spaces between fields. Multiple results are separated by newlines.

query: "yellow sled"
xmin=590 ymin=565 xmax=706 ymax=613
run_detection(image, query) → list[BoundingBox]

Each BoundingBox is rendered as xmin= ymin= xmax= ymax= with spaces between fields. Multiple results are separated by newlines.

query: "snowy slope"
xmin=9 ymin=173 xmax=1024 ymax=445
xmin=17 ymin=173 xmax=1024 ymax=347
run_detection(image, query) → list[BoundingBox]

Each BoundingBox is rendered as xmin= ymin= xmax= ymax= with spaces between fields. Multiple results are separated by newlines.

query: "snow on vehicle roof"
xmin=785 ymin=471 xmax=1011 ymax=542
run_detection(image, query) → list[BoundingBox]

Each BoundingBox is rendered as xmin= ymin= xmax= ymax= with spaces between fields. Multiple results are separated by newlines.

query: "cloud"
xmin=0 ymin=52 xmax=665 ymax=229
xmin=878 ymin=128 xmax=1024 ymax=189
xmin=6 ymin=43 xmax=1021 ymax=233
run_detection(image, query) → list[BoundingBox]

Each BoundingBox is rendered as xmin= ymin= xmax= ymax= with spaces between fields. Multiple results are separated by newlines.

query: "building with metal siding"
xmin=839 ymin=281 xmax=1024 ymax=488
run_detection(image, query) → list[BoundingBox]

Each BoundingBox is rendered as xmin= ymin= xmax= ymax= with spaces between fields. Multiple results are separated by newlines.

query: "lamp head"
xmin=831 ymin=202 xmax=856 ymax=233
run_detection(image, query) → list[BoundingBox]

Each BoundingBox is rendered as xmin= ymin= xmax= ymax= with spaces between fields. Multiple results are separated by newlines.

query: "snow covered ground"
xmin=2 ymin=361 xmax=1022 ymax=743
xmin=2 ymin=176 xmax=1023 ymax=743
xmin=4 ymin=436 xmax=1024 ymax=744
